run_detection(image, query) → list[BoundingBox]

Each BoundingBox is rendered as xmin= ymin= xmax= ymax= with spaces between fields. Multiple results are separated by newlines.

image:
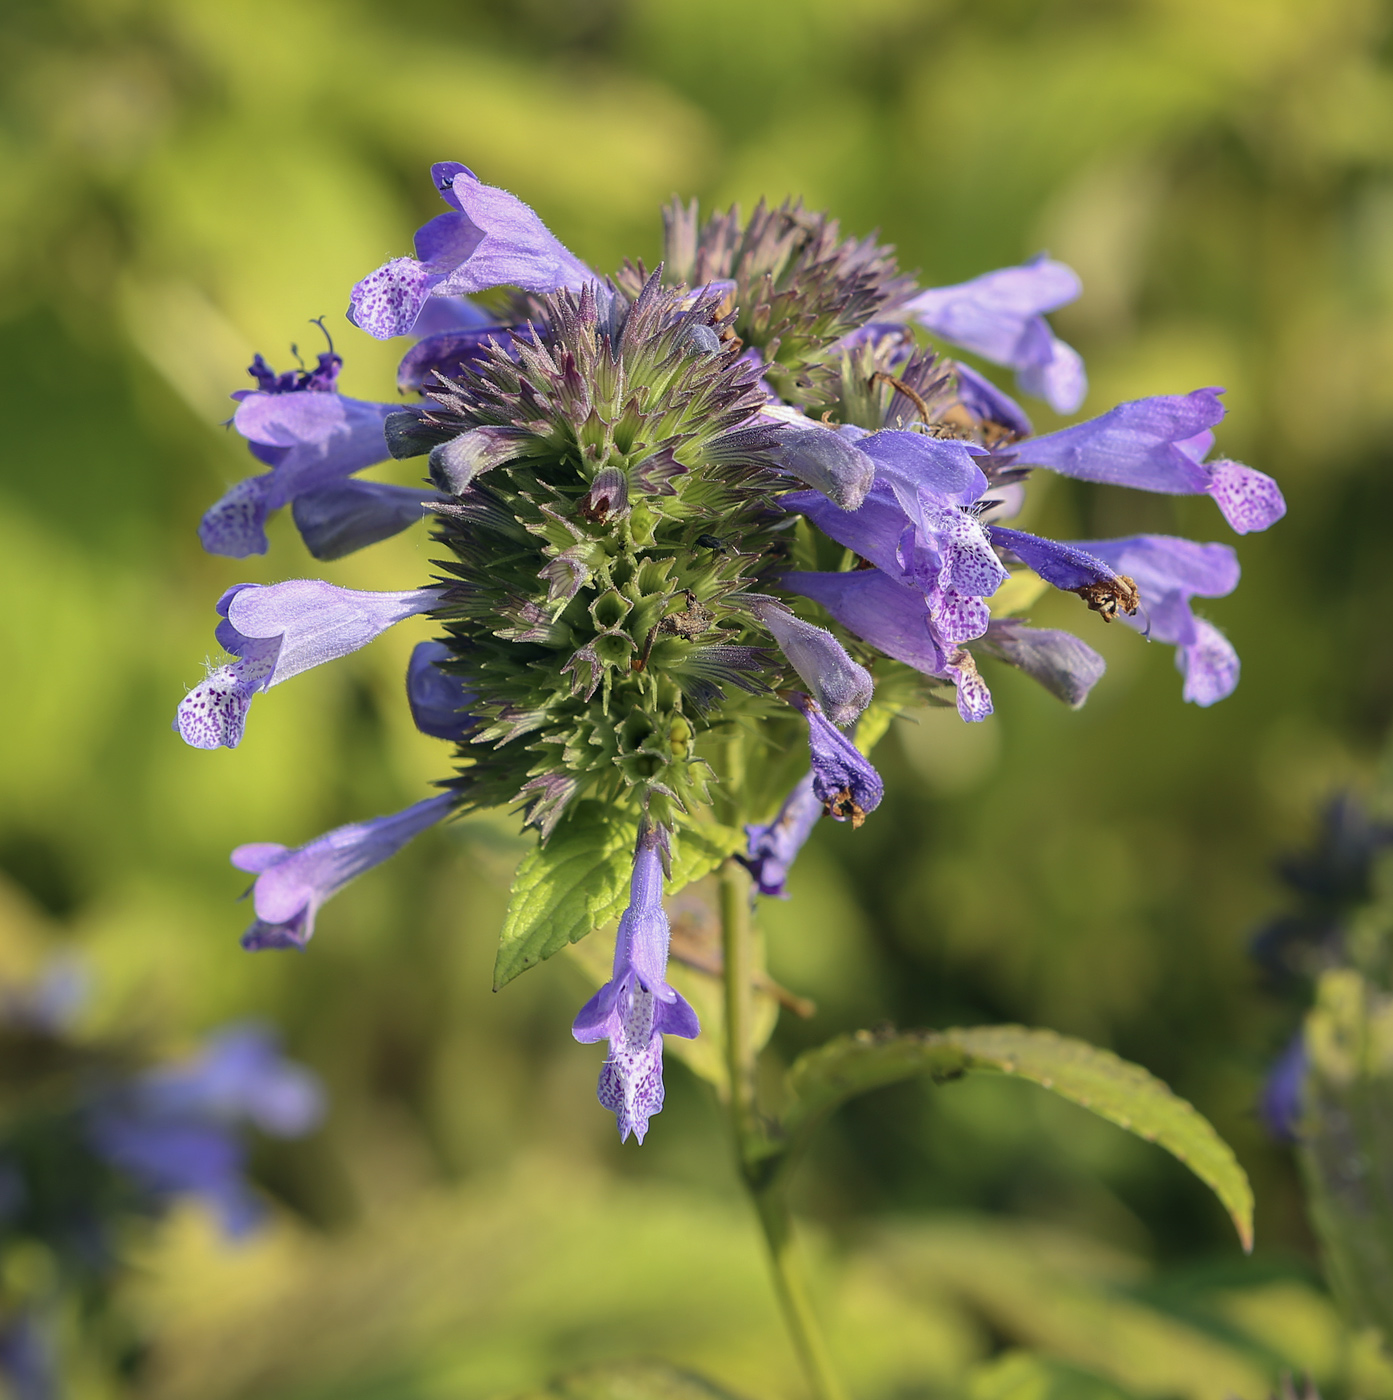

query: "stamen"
xmin=870 ymin=370 xmax=933 ymax=425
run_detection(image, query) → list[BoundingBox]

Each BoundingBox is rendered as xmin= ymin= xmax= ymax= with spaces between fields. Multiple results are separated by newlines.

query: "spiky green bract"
xmin=395 ymin=275 xmax=815 ymax=844
xmin=645 ymin=199 xmax=918 ymax=410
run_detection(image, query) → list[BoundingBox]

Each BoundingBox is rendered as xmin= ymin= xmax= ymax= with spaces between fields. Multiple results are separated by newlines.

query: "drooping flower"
xmin=348 ymin=162 xmax=596 ymax=340
xmin=1258 ymin=1033 xmax=1307 ymax=1144
xmin=233 ymin=793 xmax=455 ymax=950
xmin=972 ymin=620 xmax=1106 ymax=709
xmin=1065 ymin=535 xmax=1242 ymax=704
xmin=176 ymin=580 xmax=444 ymax=749
xmin=572 ymin=824 xmax=699 ymax=1143
xmin=1013 ymin=388 xmax=1286 ymax=534
xmin=789 ymin=693 xmax=884 ymax=825
xmin=742 ymin=772 xmax=821 ymax=898
xmin=903 ymin=255 xmax=1086 ymax=414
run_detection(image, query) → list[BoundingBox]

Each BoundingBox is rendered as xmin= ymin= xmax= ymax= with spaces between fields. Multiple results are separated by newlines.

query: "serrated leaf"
xmin=493 ymin=811 xmax=635 ymax=989
xmin=496 ymin=821 xmax=746 ymax=991
xmin=780 ymin=1025 xmax=1254 ymax=1251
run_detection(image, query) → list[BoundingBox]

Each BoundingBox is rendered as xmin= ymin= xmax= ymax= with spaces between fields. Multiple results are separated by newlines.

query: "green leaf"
xmin=780 ymin=1025 xmax=1254 ymax=1251
xmin=494 ymin=819 xmax=745 ymax=991
xmin=493 ymin=810 xmax=635 ymax=989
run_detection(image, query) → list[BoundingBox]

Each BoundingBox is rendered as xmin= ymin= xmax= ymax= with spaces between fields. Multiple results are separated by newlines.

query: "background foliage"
xmin=3 ymin=0 xmax=1393 ymax=1394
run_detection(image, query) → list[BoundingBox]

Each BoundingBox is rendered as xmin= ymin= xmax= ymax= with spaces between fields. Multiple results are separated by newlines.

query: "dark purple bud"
xmin=788 ymin=693 xmax=884 ymax=825
xmin=406 ymin=641 xmax=477 ymax=740
xmin=292 ymin=480 xmax=446 ymax=560
xmin=1259 ymin=1034 xmax=1307 ymax=1144
xmin=396 ymin=328 xmax=513 ymax=392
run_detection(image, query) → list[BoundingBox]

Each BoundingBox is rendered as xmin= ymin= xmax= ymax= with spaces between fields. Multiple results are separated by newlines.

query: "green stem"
xmin=720 ymin=860 xmax=849 ymax=1400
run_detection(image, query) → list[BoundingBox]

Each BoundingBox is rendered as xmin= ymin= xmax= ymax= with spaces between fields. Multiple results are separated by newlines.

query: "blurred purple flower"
xmin=1259 ymin=1033 xmax=1307 ymax=1144
xmin=572 ymin=824 xmax=699 ymax=1143
xmin=87 ymin=1024 xmax=322 ymax=1236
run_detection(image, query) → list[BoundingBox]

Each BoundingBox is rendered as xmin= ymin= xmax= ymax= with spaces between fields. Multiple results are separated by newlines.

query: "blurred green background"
xmin=3 ymin=0 xmax=1393 ymax=1395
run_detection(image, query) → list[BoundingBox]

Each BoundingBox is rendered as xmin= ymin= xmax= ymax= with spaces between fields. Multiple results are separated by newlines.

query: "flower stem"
xmin=720 ymin=860 xmax=848 ymax=1400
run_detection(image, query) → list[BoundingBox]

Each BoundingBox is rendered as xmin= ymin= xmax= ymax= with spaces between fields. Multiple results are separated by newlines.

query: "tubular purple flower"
xmin=572 ymin=824 xmax=699 ymax=1143
xmin=766 ymin=421 xmax=876 ymax=510
xmin=781 ymin=569 xmax=945 ymax=675
xmin=1016 ymin=388 xmax=1286 ymax=534
xmin=1066 ymin=534 xmax=1242 ymax=705
xmin=741 ymin=772 xmax=821 ymax=898
xmin=234 ymin=793 xmax=456 ymax=950
xmin=1259 ymin=1033 xmax=1307 ymax=1144
xmin=787 ymin=693 xmax=884 ymax=824
xmin=749 ymin=599 xmax=872 ymax=727
xmin=201 ymin=372 xmax=401 ymax=558
xmin=349 ymin=162 xmax=596 ymax=340
xmin=903 ymin=255 xmax=1086 ymax=414
xmin=176 ymin=581 xmax=445 ymax=750
xmin=406 ymin=640 xmax=477 ymax=740
xmin=781 ymin=569 xmax=996 ymax=723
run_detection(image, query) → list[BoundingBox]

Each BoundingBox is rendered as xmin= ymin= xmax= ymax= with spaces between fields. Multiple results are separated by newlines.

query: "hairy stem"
xmin=720 ymin=860 xmax=848 ymax=1400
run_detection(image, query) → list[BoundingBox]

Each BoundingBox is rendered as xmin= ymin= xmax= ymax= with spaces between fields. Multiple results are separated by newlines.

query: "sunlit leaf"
xmin=504 ymin=1359 xmax=750 ymax=1400
xmin=779 ymin=1025 xmax=1254 ymax=1250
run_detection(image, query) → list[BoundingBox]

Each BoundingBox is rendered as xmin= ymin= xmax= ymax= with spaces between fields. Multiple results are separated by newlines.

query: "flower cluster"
xmin=181 ymin=162 xmax=1284 ymax=1141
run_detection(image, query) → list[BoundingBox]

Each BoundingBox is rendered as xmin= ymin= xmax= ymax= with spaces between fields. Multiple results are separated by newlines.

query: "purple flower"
xmin=86 ymin=1024 xmax=322 ymax=1236
xmin=233 ymin=792 xmax=456 ymax=950
xmin=1259 ymin=1033 xmax=1307 ymax=1144
xmin=396 ymin=326 xmax=515 ymax=392
xmin=788 ymin=693 xmax=884 ymax=824
xmin=200 ymin=359 xmax=402 ymax=559
xmin=741 ymin=773 xmax=821 ymax=898
xmin=749 ymin=599 xmax=872 ymax=727
xmin=1016 ymin=388 xmax=1286 ymax=534
xmin=572 ymin=824 xmax=699 ymax=1143
xmin=0 ymin=1312 xmax=54 ymax=1400
xmin=176 ymin=580 xmax=444 ymax=750
xmin=1066 ymin=534 xmax=1241 ymax=705
xmin=348 ymin=162 xmax=596 ymax=340
xmin=904 ymin=255 xmax=1086 ymax=414
xmin=406 ymin=640 xmax=477 ymax=740
xmin=952 ymin=361 xmax=1034 ymax=440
